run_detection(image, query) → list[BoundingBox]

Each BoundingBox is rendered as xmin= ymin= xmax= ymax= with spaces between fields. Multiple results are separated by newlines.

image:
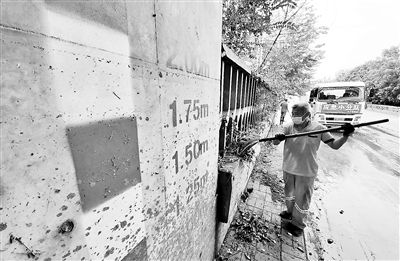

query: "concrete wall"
xmin=215 ymin=145 xmax=260 ymax=248
xmin=215 ymin=115 xmax=274 ymax=249
xmin=0 ymin=1 xmax=222 ymax=260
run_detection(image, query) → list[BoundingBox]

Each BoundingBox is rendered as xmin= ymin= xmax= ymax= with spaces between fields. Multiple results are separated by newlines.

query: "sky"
xmin=311 ymin=0 xmax=400 ymax=80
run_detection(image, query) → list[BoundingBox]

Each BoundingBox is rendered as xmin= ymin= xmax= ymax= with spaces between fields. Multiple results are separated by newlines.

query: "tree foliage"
xmin=222 ymin=0 xmax=297 ymax=58
xmin=258 ymin=4 xmax=325 ymax=96
xmin=336 ymin=46 xmax=400 ymax=106
xmin=222 ymin=0 xmax=326 ymax=101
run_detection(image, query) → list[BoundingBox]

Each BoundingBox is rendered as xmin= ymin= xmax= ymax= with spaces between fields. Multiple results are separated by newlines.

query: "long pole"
xmin=260 ymin=119 xmax=389 ymax=142
xmin=238 ymin=119 xmax=389 ymax=156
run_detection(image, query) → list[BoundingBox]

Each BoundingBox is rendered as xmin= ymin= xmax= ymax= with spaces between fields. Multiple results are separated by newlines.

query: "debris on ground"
xmin=240 ymin=187 xmax=255 ymax=202
xmin=217 ymin=209 xmax=281 ymax=261
xmin=241 ymin=147 xmax=255 ymax=162
xmin=251 ymin=142 xmax=285 ymax=203
xmin=260 ymin=173 xmax=285 ymax=203
xmin=217 ymin=134 xmax=285 ymax=260
xmin=231 ymin=210 xmax=279 ymax=244
xmin=241 ymin=192 xmax=249 ymax=202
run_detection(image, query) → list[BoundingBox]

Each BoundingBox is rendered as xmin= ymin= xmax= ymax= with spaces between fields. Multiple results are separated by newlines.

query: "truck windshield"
xmin=317 ymin=87 xmax=363 ymax=102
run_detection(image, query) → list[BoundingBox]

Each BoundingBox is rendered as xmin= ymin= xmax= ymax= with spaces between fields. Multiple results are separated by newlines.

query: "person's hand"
xmin=343 ymin=123 xmax=355 ymax=136
xmin=275 ymin=133 xmax=286 ymax=141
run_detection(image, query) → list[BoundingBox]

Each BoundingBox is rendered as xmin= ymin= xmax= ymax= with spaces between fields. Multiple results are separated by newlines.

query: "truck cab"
xmin=310 ymin=82 xmax=366 ymax=126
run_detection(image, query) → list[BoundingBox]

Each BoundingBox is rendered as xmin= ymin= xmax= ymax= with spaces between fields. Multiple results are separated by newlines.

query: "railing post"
xmin=219 ymin=61 xmax=225 ymax=114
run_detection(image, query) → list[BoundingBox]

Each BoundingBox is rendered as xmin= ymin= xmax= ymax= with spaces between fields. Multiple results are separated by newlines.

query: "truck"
xmin=309 ymin=81 xmax=367 ymax=126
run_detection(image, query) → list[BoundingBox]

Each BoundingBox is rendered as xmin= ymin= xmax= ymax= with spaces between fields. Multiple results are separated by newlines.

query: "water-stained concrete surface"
xmin=1 ymin=1 xmax=222 ymax=259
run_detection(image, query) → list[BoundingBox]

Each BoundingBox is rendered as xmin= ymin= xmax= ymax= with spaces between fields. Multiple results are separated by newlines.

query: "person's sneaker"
xmin=283 ymin=222 xmax=304 ymax=237
xmin=279 ymin=211 xmax=292 ymax=220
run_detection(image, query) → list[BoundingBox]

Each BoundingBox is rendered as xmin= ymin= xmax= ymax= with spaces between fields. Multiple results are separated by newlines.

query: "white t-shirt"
xmin=280 ymin=102 xmax=288 ymax=112
xmin=282 ymin=121 xmax=334 ymax=177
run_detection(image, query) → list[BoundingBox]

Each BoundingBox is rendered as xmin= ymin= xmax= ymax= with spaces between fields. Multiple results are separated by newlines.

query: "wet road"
xmin=313 ymin=108 xmax=399 ymax=260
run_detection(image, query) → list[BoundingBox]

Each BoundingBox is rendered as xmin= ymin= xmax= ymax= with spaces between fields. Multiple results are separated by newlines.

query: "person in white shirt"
xmin=279 ymin=99 xmax=289 ymax=125
xmin=273 ymin=102 xmax=354 ymax=236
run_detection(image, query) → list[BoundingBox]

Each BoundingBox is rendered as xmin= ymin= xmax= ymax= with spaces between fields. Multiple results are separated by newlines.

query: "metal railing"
xmin=218 ymin=45 xmax=267 ymax=157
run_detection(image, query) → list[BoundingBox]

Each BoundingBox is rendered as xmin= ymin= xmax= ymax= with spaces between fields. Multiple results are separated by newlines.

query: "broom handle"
xmin=259 ymin=119 xmax=389 ymax=142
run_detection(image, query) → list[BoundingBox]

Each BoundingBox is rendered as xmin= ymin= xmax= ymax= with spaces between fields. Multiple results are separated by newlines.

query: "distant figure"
xmin=280 ymin=99 xmax=289 ymax=125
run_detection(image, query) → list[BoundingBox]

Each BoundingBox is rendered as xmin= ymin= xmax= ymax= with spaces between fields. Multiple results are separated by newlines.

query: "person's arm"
xmin=325 ymin=123 xmax=355 ymax=150
xmin=326 ymin=136 xmax=349 ymax=150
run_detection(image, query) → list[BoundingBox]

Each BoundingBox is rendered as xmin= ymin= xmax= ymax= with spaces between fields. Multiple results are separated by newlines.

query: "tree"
xmin=222 ymin=0 xmax=297 ymax=58
xmin=256 ymin=3 xmax=326 ymax=96
xmin=222 ymin=0 xmax=326 ymax=100
xmin=336 ymin=46 xmax=400 ymax=106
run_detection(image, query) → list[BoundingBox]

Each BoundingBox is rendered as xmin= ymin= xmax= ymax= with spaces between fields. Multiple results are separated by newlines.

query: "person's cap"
xmin=292 ymin=102 xmax=311 ymax=114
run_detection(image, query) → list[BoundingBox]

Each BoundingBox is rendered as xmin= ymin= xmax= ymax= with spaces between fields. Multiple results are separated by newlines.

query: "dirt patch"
xmin=252 ymin=142 xmax=285 ymax=203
